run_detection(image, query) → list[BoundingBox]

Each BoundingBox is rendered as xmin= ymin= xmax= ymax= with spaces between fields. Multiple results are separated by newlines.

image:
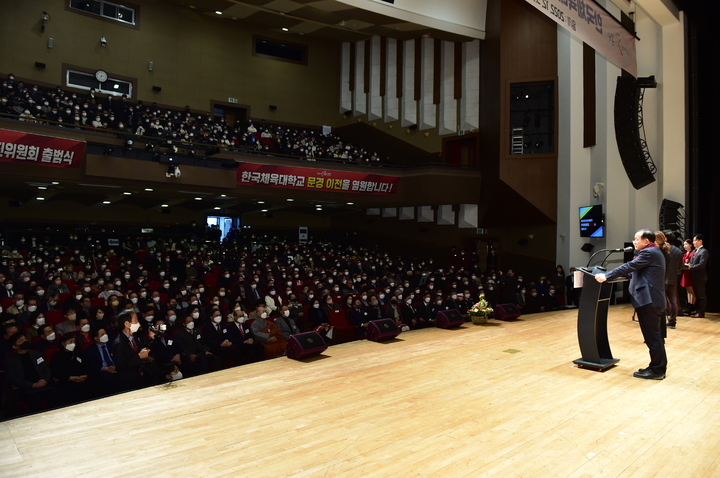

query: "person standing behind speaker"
xmin=680 ymin=239 xmax=695 ymax=314
xmin=656 ymin=231 xmax=683 ymax=328
xmin=595 ymin=229 xmax=667 ymax=380
xmin=684 ymin=234 xmax=709 ymax=318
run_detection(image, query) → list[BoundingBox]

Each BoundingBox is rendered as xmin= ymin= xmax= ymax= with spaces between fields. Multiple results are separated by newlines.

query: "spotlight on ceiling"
xmin=103 ymin=147 xmax=114 ymax=156
xmin=124 ymin=139 xmax=133 ymax=151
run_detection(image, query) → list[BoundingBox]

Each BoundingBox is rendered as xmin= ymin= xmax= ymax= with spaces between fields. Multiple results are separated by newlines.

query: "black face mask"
xmin=19 ymin=342 xmax=31 ymax=350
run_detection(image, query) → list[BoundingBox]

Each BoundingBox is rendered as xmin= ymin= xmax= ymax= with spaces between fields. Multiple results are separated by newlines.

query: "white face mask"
xmin=65 ymin=343 xmax=76 ymax=352
xmin=37 ymin=289 xmax=45 ymax=296
xmin=130 ymin=297 xmax=138 ymax=304
xmin=313 ymin=303 xmax=320 ymax=309
xmin=129 ymin=322 xmax=141 ymax=333
xmin=219 ymin=292 xmax=226 ymax=297
xmin=260 ymin=312 xmax=268 ymax=319
xmin=436 ymin=300 xmax=443 ymax=306
xmin=80 ymin=324 xmax=91 ymax=333
xmin=171 ymin=371 xmax=183 ymax=381
xmin=169 ymin=315 xmax=177 ymax=323
xmin=186 ymin=322 xmax=195 ymax=330
xmin=282 ymin=310 xmax=290 ymax=317
xmin=36 ymin=317 xmax=46 ymax=326
xmin=28 ymin=305 xmax=38 ymax=313
xmin=99 ymin=334 xmax=109 ymax=343
xmin=199 ymin=288 xmax=205 ymax=293
xmin=213 ymin=316 xmax=222 ymax=324
xmin=46 ymin=332 xmax=56 ymax=341
xmin=236 ymin=315 xmax=246 ymax=324
xmin=191 ymin=312 xmax=200 ymax=319
xmin=153 ymin=297 xmax=160 ymax=303
xmin=424 ymin=297 xmax=431 ymax=303
xmin=145 ymin=315 xmax=154 ymax=322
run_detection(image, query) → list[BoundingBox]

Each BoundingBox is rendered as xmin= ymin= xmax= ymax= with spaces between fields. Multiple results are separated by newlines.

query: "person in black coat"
xmin=112 ymin=310 xmax=152 ymax=392
xmin=203 ymin=309 xmax=241 ymax=368
xmin=50 ymin=332 xmax=90 ymax=404
xmin=225 ymin=308 xmax=264 ymax=364
xmin=417 ymin=294 xmax=435 ymax=326
xmin=399 ymin=298 xmax=420 ymax=329
xmin=173 ymin=313 xmax=214 ymax=376
xmin=347 ymin=298 xmax=370 ymax=338
xmin=5 ymin=332 xmax=58 ymax=412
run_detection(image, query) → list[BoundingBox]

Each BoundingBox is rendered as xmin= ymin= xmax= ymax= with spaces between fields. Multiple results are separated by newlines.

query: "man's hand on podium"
xmin=595 ymin=273 xmax=607 ymax=283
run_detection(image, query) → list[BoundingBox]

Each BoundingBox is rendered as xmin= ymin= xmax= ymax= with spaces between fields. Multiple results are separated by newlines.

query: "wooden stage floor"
xmin=2 ymin=304 xmax=720 ymax=478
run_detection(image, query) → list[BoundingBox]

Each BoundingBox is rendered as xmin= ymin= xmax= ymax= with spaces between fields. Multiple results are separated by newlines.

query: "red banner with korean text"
xmin=0 ymin=128 xmax=85 ymax=168
xmin=236 ymin=162 xmax=399 ymax=195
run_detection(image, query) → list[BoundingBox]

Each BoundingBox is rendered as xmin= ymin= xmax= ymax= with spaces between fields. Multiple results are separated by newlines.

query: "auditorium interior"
xmin=0 ymin=0 xmax=718 ymax=476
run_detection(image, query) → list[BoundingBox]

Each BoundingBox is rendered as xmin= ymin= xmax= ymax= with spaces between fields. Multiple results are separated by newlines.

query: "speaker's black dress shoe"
xmin=633 ymin=369 xmax=665 ymax=380
xmin=667 ymin=322 xmax=676 ymax=329
xmin=691 ymin=313 xmax=705 ymax=318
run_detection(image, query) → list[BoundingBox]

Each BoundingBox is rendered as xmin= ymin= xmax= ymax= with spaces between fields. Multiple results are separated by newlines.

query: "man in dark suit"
xmin=112 ymin=310 xmax=152 ymax=391
xmin=225 ymin=308 xmax=264 ymax=364
xmin=85 ymin=327 xmax=121 ymax=397
xmin=685 ymin=234 xmax=709 ymax=318
xmin=596 ymin=228 xmax=667 ymax=380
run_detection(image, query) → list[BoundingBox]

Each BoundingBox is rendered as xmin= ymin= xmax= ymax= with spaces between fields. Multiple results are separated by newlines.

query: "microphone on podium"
xmin=586 ymin=246 xmax=635 ymax=269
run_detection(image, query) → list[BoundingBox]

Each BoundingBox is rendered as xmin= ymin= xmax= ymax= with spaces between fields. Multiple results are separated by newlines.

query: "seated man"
xmin=173 ymin=312 xmax=215 ymax=376
xmin=225 ymin=307 xmax=264 ymax=365
xmin=50 ymin=332 xmax=90 ymax=405
xmin=84 ymin=327 xmax=121 ymax=397
xmin=112 ymin=310 xmax=154 ymax=392
xmin=347 ymin=297 xmax=370 ymax=338
xmin=5 ymin=332 xmax=58 ymax=412
xmin=249 ymin=302 xmax=286 ymax=359
xmin=274 ymin=305 xmax=300 ymax=340
xmin=202 ymin=308 xmax=241 ymax=368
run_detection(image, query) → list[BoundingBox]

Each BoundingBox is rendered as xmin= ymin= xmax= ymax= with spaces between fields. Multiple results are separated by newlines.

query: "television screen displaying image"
xmin=579 ymin=205 xmax=604 ymax=237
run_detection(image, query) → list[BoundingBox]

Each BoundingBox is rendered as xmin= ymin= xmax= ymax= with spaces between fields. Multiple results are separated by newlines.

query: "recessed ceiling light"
xmin=261 ymin=209 xmax=268 ymax=212
xmin=51 ymin=181 xmax=59 ymax=185
xmin=123 ymin=192 xmax=132 ymax=195
xmin=145 ymin=188 xmax=153 ymax=191
xmin=215 ymin=10 xmax=222 ymax=14
xmin=38 ymin=186 xmax=47 ymax=190
xmin=347 ymin=202 xmax=354 ymax=205
xmin=286 ymin=198 xmax=294 ymax=202
xmin=282 ymin=27 xmax=289 ymax=32
xmin=103 ymin=201 xmax=111 ymax=204
xmin=220 ymin=194 xmax=227 ymax=198
xmin=214 ymin=207 xmax=221 ymax=210
xmin=257 ymin=201 xmax=265 ymax=204
xmin=195 ymin=197 xmax=202 ymax=200
xmin=188 ymin=4 xmax=196 ymax=9
xmin=161 ymin=204 xmax=169 ymax=207
xmin=37 ymin=197 xmax=45 ymax=201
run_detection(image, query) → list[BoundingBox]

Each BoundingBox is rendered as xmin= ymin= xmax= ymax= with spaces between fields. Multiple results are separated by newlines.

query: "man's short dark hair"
xmin=638 ymin=228 xmax=656 ymax=243
xmin=694 ymin=233 xmax=705 ymax=242
xmin=9 ymin=332 xmax=24 ymax=346
xmin=117 ymin=310 xmax=134 ymax=327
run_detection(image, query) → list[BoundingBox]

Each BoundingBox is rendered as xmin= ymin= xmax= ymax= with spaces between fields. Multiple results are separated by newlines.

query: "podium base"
xmin=573 ymin=357 xmax=620 ymax=371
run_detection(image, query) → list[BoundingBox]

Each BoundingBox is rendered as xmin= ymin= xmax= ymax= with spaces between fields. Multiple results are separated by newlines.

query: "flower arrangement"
xmin=468 ymin=294 xmax=493 ymax=325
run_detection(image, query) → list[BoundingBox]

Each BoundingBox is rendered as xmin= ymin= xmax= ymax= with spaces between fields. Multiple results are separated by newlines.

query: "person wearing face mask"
xmin=524 ymin=288 xmax=542 ymax=314
xmin=264 ymin=287 xmax=282 ymax=315
xmin=50 ymin=333 xmax=90 ymax=404
xmin=249 ymin=302 xmax=287 ymax=359
xmin=173 ymin=313 xmax=213 ymax=377
xmin=275 ymin=305 xmax=300 ymax=341
xmin=516 ymin=288 xmax=527 ymax=312
xmin=483 ymin=281 xmax=498 ymax=309
xmin=84 ymin=327 xmax=121 ymax=397
xmin=458 ymin=290 xmax=475 ymax=318
xmin=54 ymin=306 xmax=79 ymax=337
xmin=25 ymin=311 xmax=47 ymax=340
xmin=225 ymin=307 xmax=264 ymax=365
xmin=202 ymin=309 xmax=240 ymax=368
xmin=112 ymin=310 xmax=152 ymax=391
xmin=5 ymin=332 xmax=58 ymax=412
xmin=542 ymin=286 xmax=560 ymax=312
xmin=417 ymin=292 xmax=435 ymax=326
xmin=398 ymin=295 xmax=420 ymax=329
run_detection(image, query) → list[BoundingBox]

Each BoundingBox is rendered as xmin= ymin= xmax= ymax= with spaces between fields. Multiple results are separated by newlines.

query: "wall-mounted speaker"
xmin=35 ymin=62 xmax=46 ymax=69
xmin=269 ymin=105 xmax=277 ymax=110
xmin=614 ymin=77 xmax=656 ymax=190
xmin=581 ymin=243 xmax=594 ymax=253
xmin=152 ymin=86 xmax=162 ymax=92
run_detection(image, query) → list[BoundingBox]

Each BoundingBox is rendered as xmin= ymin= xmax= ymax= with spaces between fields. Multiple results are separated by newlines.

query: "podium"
xmin=573 ymin=266 xmax=628 ymax=371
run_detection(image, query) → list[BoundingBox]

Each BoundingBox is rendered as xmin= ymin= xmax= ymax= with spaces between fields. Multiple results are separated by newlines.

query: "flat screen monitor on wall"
xmin=579 ymin=205 xmax=604 ymax=238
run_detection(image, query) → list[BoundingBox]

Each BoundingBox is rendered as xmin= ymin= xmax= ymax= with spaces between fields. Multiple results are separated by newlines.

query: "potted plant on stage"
xmin=468 ymin=295 xmax=493 ymax=325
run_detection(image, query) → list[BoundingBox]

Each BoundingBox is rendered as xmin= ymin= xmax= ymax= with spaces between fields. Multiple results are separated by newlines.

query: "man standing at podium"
xmin=595 ymin=229 xmax=667 ymax=380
